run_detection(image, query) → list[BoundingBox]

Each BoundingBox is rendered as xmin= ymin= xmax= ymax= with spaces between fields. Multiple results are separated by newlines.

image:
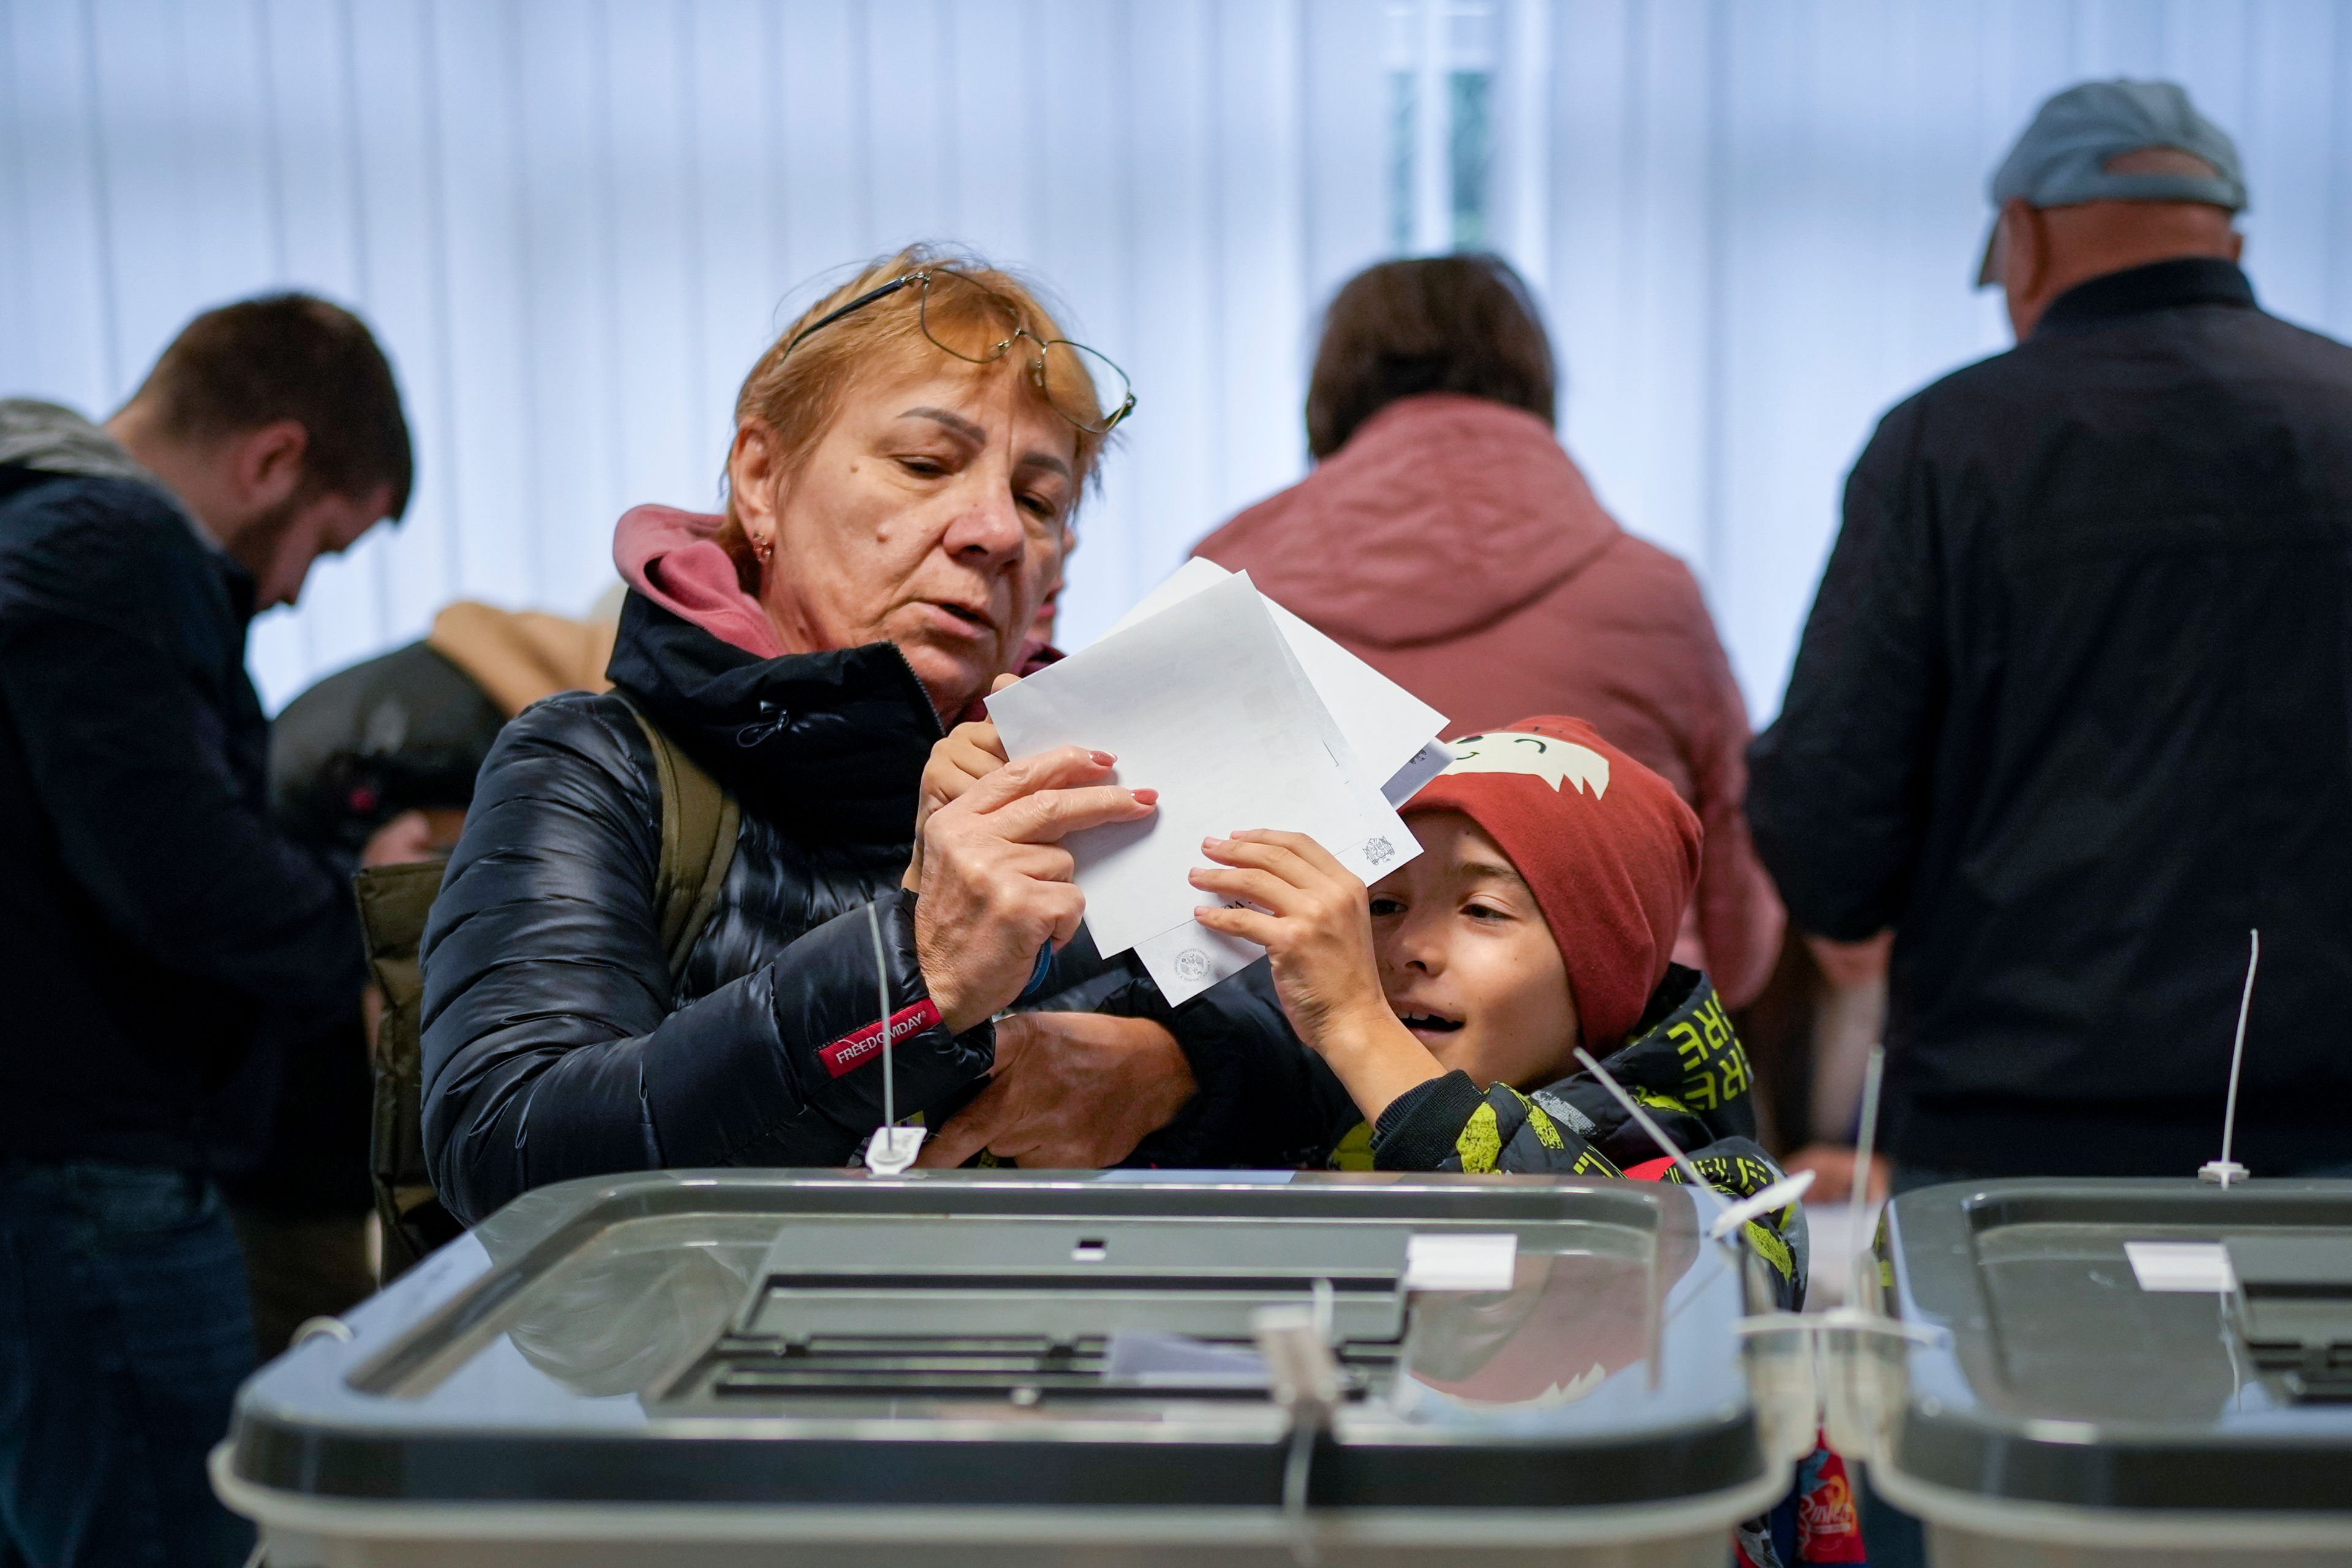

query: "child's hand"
xmin=906 ymin=674 xmax=1018 ymax=888
xmin=1190 ymin=831 xmax=1390 ymax=1052
xmin=1193 ymin=830 xmax=1449 ymax=1123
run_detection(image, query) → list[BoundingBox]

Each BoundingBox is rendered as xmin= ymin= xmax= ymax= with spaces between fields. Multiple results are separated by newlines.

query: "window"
xmin=1389 ymin=68 xmax=1419 ymax=254
xmin=1384 ymin=0 xmax=1498 ymax=255
xmin=1449 ymin=67 xmax=1493 ymax=249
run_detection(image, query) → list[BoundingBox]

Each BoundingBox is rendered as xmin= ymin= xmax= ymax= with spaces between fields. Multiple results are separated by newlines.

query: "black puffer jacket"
xmin=420 ymin=594 xmax=1307 ymax=1224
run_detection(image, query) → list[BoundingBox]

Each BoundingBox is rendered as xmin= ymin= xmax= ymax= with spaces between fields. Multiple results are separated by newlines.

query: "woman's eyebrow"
xmin=900 ymin=405 xmax=986 ymax=443
xmin=900 ymin=406 xmax=1070 ymax=479
xmin=1016 ymin=449 xmax=1072 ymax=480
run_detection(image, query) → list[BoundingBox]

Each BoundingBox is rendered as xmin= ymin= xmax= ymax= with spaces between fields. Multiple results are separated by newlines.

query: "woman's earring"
xmin=753 ymin=532 xmax=774 ymax=564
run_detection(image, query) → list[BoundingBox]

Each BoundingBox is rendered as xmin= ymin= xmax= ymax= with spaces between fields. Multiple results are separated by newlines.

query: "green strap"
xmin=351 ymin=858 xmax=458 ymax=1280
xmin=349 ymin=698 xmax=739 ymax=1284
xmin=620 ymin=696 xmax=741 ymax=978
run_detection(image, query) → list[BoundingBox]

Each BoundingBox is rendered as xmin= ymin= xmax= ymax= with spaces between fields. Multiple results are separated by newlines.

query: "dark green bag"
xmin=354 ymin=701 xmax=739 ymax=1283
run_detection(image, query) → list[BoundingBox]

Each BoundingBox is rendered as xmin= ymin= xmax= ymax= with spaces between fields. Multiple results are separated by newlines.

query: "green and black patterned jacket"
xmin=1321 ymin=965 xmax=1807 ymax=1305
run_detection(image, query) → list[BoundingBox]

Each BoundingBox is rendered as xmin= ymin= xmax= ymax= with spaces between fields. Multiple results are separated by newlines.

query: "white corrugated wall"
xmin=4 ymin=0 xmax=2350 ymax=717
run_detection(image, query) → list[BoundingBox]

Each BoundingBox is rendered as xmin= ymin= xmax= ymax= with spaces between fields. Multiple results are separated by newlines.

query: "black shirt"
xmin=1749 ymin=258 xmax=2352 ymax=1177
xmin=0 ymin=465 xmax=364 ymax=1174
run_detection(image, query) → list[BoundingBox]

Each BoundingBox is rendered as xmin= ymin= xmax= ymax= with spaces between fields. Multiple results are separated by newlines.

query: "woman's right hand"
xmin=913 ymin=744 xmax=1155 ymax=1033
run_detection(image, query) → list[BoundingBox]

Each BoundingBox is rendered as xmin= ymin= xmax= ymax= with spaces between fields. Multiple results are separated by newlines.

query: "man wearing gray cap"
xmin=1750 ymin=83 xmax=2352 ymax=1199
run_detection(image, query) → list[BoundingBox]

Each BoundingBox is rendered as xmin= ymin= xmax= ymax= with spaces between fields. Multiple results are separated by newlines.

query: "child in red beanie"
xmin=1193 ymin=715 xmax=1804 ymax=1303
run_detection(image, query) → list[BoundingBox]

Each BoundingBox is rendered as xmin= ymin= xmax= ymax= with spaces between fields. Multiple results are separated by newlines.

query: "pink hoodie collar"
xmin=612 ymin=505 xmax=785 ymax=660
xmin=612 ymin=502 xmax=1060 ymax=718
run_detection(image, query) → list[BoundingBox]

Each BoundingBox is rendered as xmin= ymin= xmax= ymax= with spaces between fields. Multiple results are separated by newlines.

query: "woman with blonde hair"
xmin=419 ymin=248 xmax=1250 ymax=1219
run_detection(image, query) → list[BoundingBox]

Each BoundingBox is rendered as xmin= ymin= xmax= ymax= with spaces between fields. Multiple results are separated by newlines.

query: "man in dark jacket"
xmin=0 ymin=293 xmax=412 ymax=1567
xmin=1750 ymin=81 xmax=2352 ymax=1187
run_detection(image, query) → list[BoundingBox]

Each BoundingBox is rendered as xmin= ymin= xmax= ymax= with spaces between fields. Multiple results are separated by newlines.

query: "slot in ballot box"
xmin=1847 ymin=1178 xmax=2352 ymax=1567
xmin=213 ymin=1169 xmax=1795 ymax=1568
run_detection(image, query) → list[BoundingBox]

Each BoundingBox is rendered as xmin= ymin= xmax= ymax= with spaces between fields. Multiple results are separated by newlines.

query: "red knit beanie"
xmin=1403 ymin=717 xmax=1702 ymax=1052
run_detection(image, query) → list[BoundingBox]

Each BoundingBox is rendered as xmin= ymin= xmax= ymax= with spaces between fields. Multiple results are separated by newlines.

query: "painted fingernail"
xmin=1129 ymin=788 xmax=1159 ymax=805
xmin=1090 ymin=750 xmax=1116 ymax=766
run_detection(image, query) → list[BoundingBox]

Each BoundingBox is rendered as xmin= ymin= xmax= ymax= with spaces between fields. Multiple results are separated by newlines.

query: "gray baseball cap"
xmin=1975 ymin=80 xmax=2246 ymax=285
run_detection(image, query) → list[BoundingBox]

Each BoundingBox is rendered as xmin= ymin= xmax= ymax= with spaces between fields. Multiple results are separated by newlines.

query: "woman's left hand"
xmin=905 ymin=674 xmax=1017 ymax=889
xmin=1189 ymin=831 xmax=1390 ymax=1054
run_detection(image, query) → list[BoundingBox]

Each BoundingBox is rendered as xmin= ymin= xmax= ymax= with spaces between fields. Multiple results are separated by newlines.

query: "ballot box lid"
xmin=1877 ymin=1177 xmax=2352 ymax=1512
xmin=227 ymin=1169 xmax=1769 ymax=1512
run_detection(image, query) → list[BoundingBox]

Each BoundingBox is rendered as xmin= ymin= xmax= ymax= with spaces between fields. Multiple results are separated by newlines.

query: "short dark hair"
xmin=131 ymin=293 xmax=413 ymax=518
xmin=1304 ymin=254 xmax=1556 ymax=460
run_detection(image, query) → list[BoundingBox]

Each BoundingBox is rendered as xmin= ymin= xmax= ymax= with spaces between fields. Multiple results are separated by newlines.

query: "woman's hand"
xmin=913 ymin=1012 xmax=1196 ymax=1169
xmin=905 ymin=674 xmax=1017 ymax=889
xmin=914 ymin=744 xmax=1154 ymax=1033
xmin=1191 ymin=830 xmax=1444 ymax=1120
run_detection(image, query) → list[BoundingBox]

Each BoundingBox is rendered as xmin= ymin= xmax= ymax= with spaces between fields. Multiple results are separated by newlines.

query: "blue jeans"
xmin=0 ymin=1163 xmax=257 ymax=1568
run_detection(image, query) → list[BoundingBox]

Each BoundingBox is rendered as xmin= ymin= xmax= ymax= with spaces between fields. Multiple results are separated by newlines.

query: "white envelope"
xmin=1108 ymin=558 xmax=1450 ymax=804
xmin=1380 ymin=737 xmax=1455 ymax=807
xmin=988 ymin=572 xmax=1420 ymax=966
xmin=1131 ymin=916 xmax=1267 ymax=1006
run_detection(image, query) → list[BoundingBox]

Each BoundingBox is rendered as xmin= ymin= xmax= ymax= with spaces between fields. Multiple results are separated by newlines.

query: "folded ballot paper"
xmin=1102 ymin=559 xmax=1454 ymax=805
xmin=987 ymin=564 xmax=1450 ymax=1005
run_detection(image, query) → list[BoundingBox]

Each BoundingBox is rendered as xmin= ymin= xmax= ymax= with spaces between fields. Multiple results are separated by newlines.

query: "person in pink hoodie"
xmin=1193 ymin=255 xmax=1783 ymax=1009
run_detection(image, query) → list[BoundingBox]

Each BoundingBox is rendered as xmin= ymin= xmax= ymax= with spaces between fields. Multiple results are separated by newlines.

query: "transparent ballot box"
xmin=1850 ymin=1178 xmax=2352 ymax=1568
xmin=213 ymin=1169 xmax=1795 ymax=1567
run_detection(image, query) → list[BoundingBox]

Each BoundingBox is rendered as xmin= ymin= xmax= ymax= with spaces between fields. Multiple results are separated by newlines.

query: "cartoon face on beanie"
xmin=1439 ymin=729 xmax=1614 ymax=797
xmin=1363 ymin=717 xmax=1702 ymax=1090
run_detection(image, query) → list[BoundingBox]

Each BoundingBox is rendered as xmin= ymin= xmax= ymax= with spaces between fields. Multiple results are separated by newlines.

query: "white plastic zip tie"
xmin=1251 ymin=1299 xmax=1340 ymax=1568
xmin=1847 ymin=1044 xmax=1886 ymax=1305
xmin=1709 ymin=1168 xmax=1817 ymax=1241
xmin=2199 ymin=929 xmax=2260 ymax=1188
xmin=1798 ymin=1041 xmax=1940 ymax=1337
xmin=1572 ymin=1047 xmax=1735 ymax=1232
xmin=863 ymin=901 xmax=924 ymax=1175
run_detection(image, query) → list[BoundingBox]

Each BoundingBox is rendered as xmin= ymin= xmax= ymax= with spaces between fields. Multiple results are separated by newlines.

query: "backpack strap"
xmin=353 ymin=694 xmax=739 ymax=1286
xmin=352 ymin=858 xmax=464 ymax=1282
xmin=617 ymin=694 xmax=741 ymax=978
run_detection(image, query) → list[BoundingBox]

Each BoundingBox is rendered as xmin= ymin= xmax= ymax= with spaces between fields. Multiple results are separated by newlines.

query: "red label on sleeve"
xmin=1796 ymin=1443 xmax=1867 ymax=1561
xmin=818 ymin=999 xmax=943 ymax=1079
